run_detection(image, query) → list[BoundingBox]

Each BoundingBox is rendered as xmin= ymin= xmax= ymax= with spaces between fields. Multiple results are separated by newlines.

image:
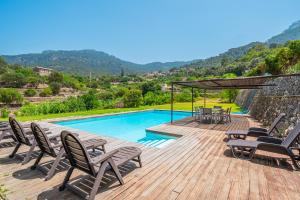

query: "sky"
xmin=1 ymin=0 xmax=300 ymax=64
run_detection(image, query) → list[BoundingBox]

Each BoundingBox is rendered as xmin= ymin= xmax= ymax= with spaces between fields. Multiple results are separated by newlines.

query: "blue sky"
xmin=1 ymin=0 xmax=300 ymax=63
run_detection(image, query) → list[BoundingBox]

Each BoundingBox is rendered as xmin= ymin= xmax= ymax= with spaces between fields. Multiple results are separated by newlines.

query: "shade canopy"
xmin=172 ymin=73 xmax=300 ymax=90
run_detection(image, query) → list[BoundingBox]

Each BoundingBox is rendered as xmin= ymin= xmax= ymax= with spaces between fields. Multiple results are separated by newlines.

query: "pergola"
xmin=170 ymin=73 xmax=300 ymax=123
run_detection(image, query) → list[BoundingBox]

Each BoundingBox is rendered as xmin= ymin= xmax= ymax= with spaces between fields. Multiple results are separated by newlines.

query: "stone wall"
xmin=236 ymin=76 xmax=300 ymax=134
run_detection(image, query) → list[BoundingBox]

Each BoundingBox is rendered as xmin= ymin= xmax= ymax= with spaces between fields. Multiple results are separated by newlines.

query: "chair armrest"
xmin=257 ymin=136 xmax=282 ymax=144
xmin=91 ymin=149 xmax=119 ymax=165
xmin=249 ymin=127 xmax=267 ymax=132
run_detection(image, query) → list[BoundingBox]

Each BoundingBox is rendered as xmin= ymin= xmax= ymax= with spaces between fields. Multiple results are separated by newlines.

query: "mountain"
xmin=182 ymin=20 xmax=300 ymax=70
xmin=267 ymin=20 xmax=300 ymax=44
xmin=180 ymin=42 xmax=263 ymax=69
xmin=2 ymin=50 xmax=193 ymax=75
xmin=2 ymin=20 xmax=300 ymax=76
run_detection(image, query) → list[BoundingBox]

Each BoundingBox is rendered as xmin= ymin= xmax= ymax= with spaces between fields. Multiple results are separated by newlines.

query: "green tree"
xmin=140 ymin=81 xmax=161 ymax=97
xmin=1 ymin=72 xmax=26 ymax=88
xmin=123 ymin=89 xmax=143 ymax=107
xmin=48 ymin=71 xmax=64 ymax=83
xmin=80 ymin=90 xmax=100 ymax=110
xmin=49 ymin=82 xmax=61 ymax=95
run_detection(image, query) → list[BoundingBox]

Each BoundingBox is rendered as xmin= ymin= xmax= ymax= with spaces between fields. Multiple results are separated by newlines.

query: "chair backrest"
xmin=281 ymin=122 xmax=300 ymax=148
xmin=61 ymin=131 xmax=96 ymax=176
xmin=267 ymin=113 xmax=285 ymax=135
xmin=203 ymin=108 xmax=212 ymax=115
xmin=9 ymin=117 xmax=30 ymax=145
xmin=213 ymin=106 xmax=222 ymax=109
xmin=227 ymin=107 xmax=231 ymax=114
xmin=31 ymin=123 xmax=56 ymax=157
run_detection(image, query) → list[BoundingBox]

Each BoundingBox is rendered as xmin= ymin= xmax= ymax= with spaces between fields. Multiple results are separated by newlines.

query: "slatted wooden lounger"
xmin=59 ymin=130 xmax=142 ymax=200
xmin=225 ymin=113 xmax=285 ymax=139
xmin=30 ymin=122 xmax=107 ymax=181
xmin=1 ymin=120 xmax=49 ymax=144
xmin=8 ymin=117 xmax=51 ymax=164
xmin=227 ymin=121 xmax=300 ymax=170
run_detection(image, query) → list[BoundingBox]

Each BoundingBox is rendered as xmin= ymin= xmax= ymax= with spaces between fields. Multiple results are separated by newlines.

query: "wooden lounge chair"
xmin=225 ymin=113 xmax=285 ymax=139
xmin=227 ymin=122 xmax=300 ymax=170
xmin=59 ymin=131 xmax=142 ymax=200
xmin=30 ymin=123 xmax=107 ymax=180
xmin=8 ymin=117 xmax=50 ymax=164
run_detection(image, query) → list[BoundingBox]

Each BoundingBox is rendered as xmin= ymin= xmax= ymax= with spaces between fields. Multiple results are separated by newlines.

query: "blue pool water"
xmin=55 ymin=110 xmax=191 ymax=148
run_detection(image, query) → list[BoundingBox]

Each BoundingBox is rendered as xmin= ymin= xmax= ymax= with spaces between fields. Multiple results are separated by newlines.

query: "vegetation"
xmin=1 ymin=99 xmax=240 ymax=122
xmin=0 ymin=88 xmax=23 ymax=105
xmin=0 ymin=184 xmax=8 ymax=200
xmin=24 ymin=89 xmax=37 ymax=97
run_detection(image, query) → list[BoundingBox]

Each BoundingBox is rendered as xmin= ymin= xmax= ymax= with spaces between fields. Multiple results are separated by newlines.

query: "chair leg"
xmin=22 ymin=141 xmax=37 ymax=165
xmin=31 ymin=152 xmax=44 ymax=170
xmin=45 ymin=148 xmax=65 ymax=181
xmin=138 ymin=156 xmax=142 ymax=167
xmin=59 ymin=167 xmax=74 ymax=191
xmin=88 ymin=161 xmax=109 ymax=200
xmin=9 ymin=143 xmax=21 ymax=158
xmin=108 ymin=158 xmax=124 ymax=185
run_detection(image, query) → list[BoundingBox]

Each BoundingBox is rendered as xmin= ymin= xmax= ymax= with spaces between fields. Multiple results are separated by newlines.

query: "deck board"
xmin=1 ymin=115 xmax=300 ymax=199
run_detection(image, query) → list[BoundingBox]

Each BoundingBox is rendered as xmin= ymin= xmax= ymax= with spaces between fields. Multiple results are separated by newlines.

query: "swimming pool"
xmin=55 ymin=110 xmax=191 ymax=148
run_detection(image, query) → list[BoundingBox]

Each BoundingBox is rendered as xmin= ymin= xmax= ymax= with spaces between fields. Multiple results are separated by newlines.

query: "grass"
xmin=0 ymin=98 xmax=240 ymax=122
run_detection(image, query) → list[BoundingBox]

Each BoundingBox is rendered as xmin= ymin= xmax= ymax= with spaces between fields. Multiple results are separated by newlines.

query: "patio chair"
xmin=195 ymin=106 xmax=203 ymax=121
xmin=227 ymin=121 xmax=300 ymax=170
xmin=59 ymin=131 xmax=142 ymax=200
xmin=223 ymin=107 xmax=231 ymax=123
xmin=30 ymin=123 xmax=107 ymax=181
xmin=225 ymin=113 xmax=285 ymax=140
xmin=8 ymin=117 xmax=50 ymax=164
xmin=201 ymin=108 xmax=213 ymax=123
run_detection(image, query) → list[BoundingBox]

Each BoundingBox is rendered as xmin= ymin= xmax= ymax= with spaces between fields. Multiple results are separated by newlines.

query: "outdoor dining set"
xmin=194 ymin=106 xmax=231 ymax=124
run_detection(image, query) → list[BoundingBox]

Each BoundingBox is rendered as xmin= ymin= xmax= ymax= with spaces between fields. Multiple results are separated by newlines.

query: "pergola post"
xmin=192 ymin=87 xmax=194 ymax=116
xmin=171 ymin=83 xmax=174 ymax=123
xmin=204 ymin=89 xmax=207 ymax=108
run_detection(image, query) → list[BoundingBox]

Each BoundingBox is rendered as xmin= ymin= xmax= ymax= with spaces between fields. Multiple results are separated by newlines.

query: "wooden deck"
xmin=1 ymin=115 xmax=300 ymax=200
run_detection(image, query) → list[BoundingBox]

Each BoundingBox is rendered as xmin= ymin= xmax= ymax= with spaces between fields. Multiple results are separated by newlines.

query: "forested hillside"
xmin=2 ymin=50 xmax=193 ymax=75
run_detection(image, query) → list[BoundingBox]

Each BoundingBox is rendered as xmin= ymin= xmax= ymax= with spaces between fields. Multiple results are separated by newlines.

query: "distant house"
xmin=33 ymin=66 xmax=53 ymax=76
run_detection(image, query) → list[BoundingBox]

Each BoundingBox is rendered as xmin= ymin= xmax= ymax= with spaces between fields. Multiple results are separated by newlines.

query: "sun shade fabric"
xmin=172 ymin=73 xmax=300 ymax=90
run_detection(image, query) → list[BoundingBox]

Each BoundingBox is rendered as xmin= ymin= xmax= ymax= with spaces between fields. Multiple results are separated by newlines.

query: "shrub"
xmin=144 ymin=92 xmax=170 ymax=105
xmin=98 ymin=90 xmax=114 ymax=101
xmin=0 ymin=108 xmax=9 ymax=118
xmin=24 ymin=89 xmax=37 ymax=97
xmin=49 ymin=82 xmax=61 ymax=95
xmin=0 ymin=88 xmax=23 ymax=105
xmin=220 ymin=89 xmax=239 ymax=103
xmin=80 ymin=90 xmax=100 ymax=110
xmin=123 ymin=89 xmax=143 ymax=108
xmin=39 ymin=87 xmax=52 ymax=97
xmin=175 ymin=89 xmax=192 ymax=102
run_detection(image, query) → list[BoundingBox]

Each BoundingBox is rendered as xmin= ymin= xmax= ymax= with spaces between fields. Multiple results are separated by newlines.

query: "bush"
xmin=220 ymin=89 xmax=239 ymax=103
xmin=49 ymin=82 xmax=61 ymax=95
xmin=0 ymin=88 xmax=23 ymax=105
xmin=175 ymin=89 xmax=192 ymax=102
xmin=98 ymin=90 xmax=114 ymax=101
xmin=0 ymin=108 xmax=9 ymax=118
xmin=80 ymin=90 xmax=100 ymax=110
xmin=123 ymin=89 xmax=143 ymax=108
xmin=39 ymin=87 xmax=52 ymax=97
xmin=24 ymin=89 xmax=37 ymax=97
xmin=144 ymin=92 xmax=170 ymax=105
